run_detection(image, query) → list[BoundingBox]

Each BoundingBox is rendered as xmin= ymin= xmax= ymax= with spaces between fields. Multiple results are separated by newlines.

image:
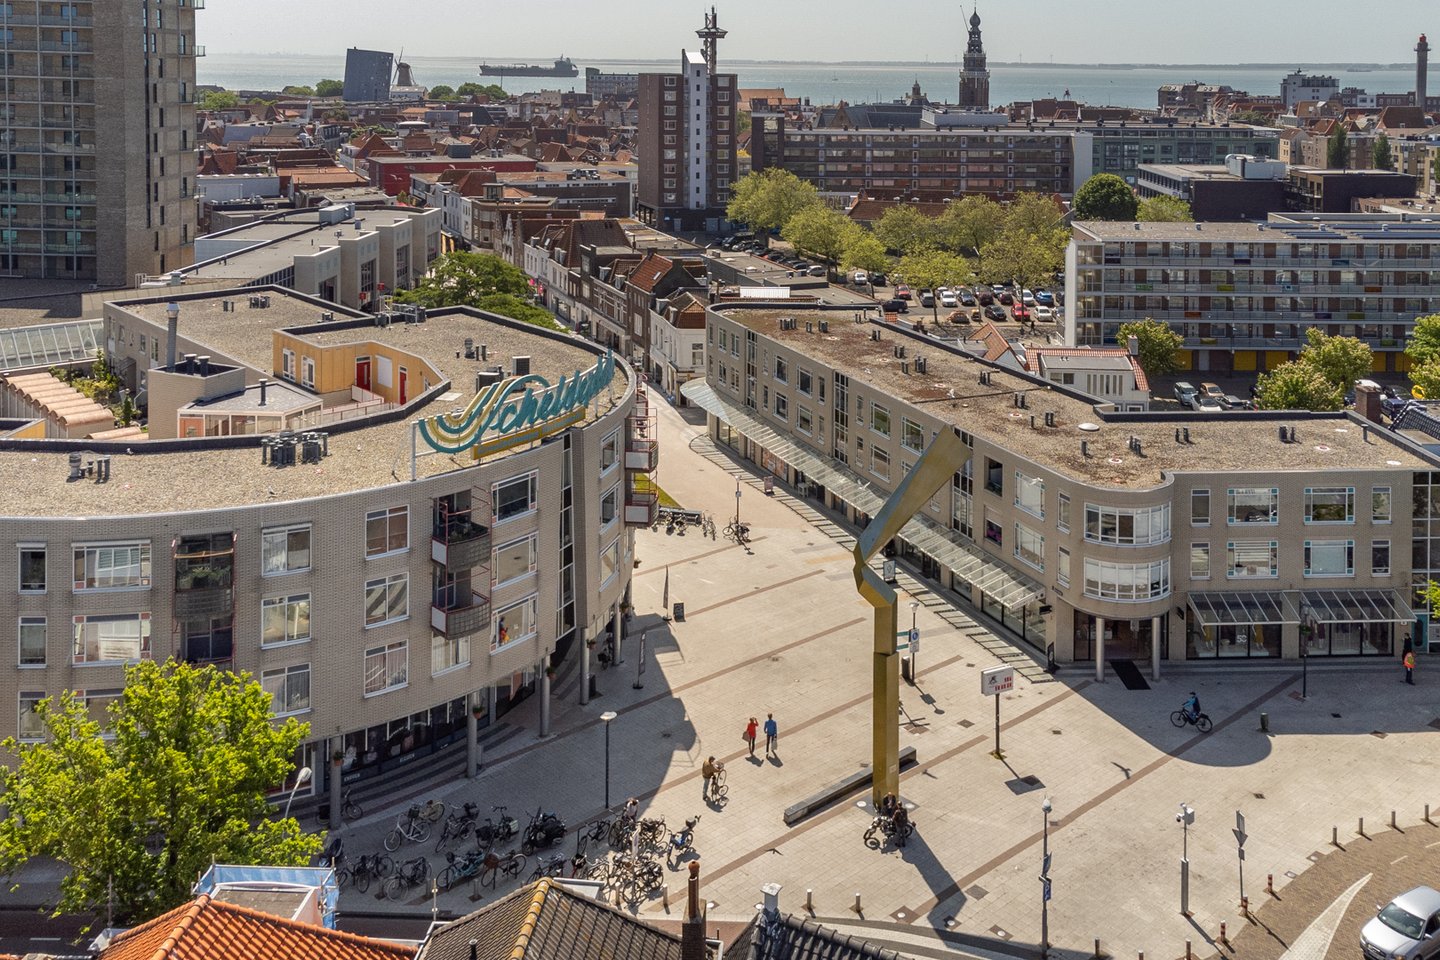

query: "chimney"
xmin=1354 ymin=382 xmax=1383 ymax=424
xmin=197 ymin=355 xmax=210 ymax=376
xmin=166 ymin=302 xmax=180 ymax=370
xmin=258 ymin=377 xmax=269 ymax=407
xmin=761 ymin=881 xmax=782 ymax=916
xmin=1419 ymin=34 xmax=1431 ymax=112
xmin=1127 ymin=335 xmax=1140 ymax=357
xmin=681 ymin=862 xmax=706 ymax=960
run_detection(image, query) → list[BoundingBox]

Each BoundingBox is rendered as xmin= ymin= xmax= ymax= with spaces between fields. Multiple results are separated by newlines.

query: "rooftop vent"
xmin=818 ymin=320 xmax=829 ymax=333
xmin=512 ymin=356 xmax=531 ymax=377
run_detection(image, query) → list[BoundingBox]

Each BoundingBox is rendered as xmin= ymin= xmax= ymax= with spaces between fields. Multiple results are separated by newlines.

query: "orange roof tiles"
xmin=101 ymin=894 xmax=415 ymax=960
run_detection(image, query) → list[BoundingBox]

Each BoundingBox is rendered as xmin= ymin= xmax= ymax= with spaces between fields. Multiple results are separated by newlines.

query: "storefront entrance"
xmin=1074 ymin=611 xmax=1164 ymax=661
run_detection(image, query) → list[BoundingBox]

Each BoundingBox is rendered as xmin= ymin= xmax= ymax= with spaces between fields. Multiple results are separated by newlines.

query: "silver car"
xmin=1362 ymin=886 xmax=1440 ymax=960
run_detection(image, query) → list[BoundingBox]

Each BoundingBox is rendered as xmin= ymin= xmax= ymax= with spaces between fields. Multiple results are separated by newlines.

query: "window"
xmin=262 ymin=663 xmax=310 ymax=715
xmin=1227 ymin=541 xmax=1279 ymax=578
xmin=493 ymin=534 xmax=538 ymax=585
xmin=796 ymin=405 xmax=813 ymax=435
xmin=1372 ymin=487 xmax=1392 ymax=524
xmin=494 ymin=473 xmax=538 ymax=522
xmin=600 ymin=429 xmax=619 ymax=471
xmin=16 ymin=689 xmax=51 ymax=742
xmin=301 ymin=356 xmax=315 ymax=389
xmin=73 ymin=542 xmax=151 ymax=591
xmin=984 ymin=519 xmax=1003 ymax=546
xmin=1304 ymin=487 xmax=1355 ymax=524
xmin=261 ymin=594 xmax=311 ymax=646
xmin=1372 ymin=540 xmax=1391 ymax=575
xmin=1303 ymin=539 xmax=1354 ymax=577
xmin=600 ymin=539 xmax=620 ymax=586
xmin=600 ymin=484 xmax=620 ymax=528
xmin=363 ymin=640 xmax=408 ymax=695
xmin=365 ymin=505 xmax=409 ymax=557
xmin=1190 ymin=489 xmax=1210 ymax=526
xmin=19 ymin=545 xmax=44 ymax=592
xmin=1057 ymin=494 xmax=1071 ymax=533
xmin=984 ymin=458 xmax=1004 ymax=495
xmin=1227 ymin=487 xmax=1278 ymax=525
xmin=871 ymin=445 xmax=891 ymax=481
xmin=281 ymin=348 xmax=295 ymax=380
xmin=72 ymin=613 xmax=152 ymax=663
xmin=1082 ymin=558 xmax=1171 ymax=601
xmin=870 ymin=402 xmax=891 ymax=437
xmin=774 ymin=357 xmax=788 ymax=383
xmin=261 ymin=524 xmax=311 ymax=575
xmin=1083 ymin=503 xmax=1170 ymax=545
xmin=19 ymin=617 xmax=44 ymax=666
xmin=1014 ymin=523 xmax=1045 ymax=571
xmin=492 ymin=595 xmax=538 ymax=653
xmin=774 ymin=393 xmax=788 ymax=419
xmin=1191 ymin=542 xmax=1211 ymax=579
xmin=1057 ymin=547 xmax=1071 ymax=586
xmin=432 ymin=632 xmax=470 ymax=675
xmin=80 ymin=689 xmax=120 ymax=727
xmin=1015 ymin=472 xmax=1045 ymax=518
xmin=901 ymin=418 xmax=924 ymax=453
xmin=798 ymin=369 xmax=813 ymax=395
xmin=364 ymin=573 xmax=408 ymax=627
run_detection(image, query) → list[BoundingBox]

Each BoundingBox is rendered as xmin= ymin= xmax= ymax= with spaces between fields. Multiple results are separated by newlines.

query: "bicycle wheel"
xmin=422 ymin=801 xmax=446 ymax=822
xmin=506 ymin=854 xmax=527 ymax=880
xmin=714 ymin=784 xmax=729 ymax=800
xmin=479 ymin=864 xmax=498 ymax=889
xmin=413 ymin=821 xmax=431 ymax=843
xmin=437 ymin=865 xmax=457 ymax=891
xmin=383 ymin=829 xmax=402 ymax=852
xmin=335 ymin=866 xmax=352 ymax=889
xmin=354 ymin=871 xmax=370 ymax=894
xmin=1169 ymin=710 xmax=1186 ymax=728
xmin=377 ymin=854 xmax=394 ymax=875
xmin=863 ymin=825 xmax=881 ymax=849
xmin=1196 ymin=714 xmax=1214 ymax=733
xmin=381 ymin=877 xmax=403 ymax=901
xmin=344 ymin=799 xmax=363 ymax=821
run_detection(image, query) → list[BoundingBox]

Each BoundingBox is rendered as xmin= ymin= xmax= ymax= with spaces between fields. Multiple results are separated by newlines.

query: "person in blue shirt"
xmin=763 ymin=713 xmax=778 ymax=755
xmin=1182 ymin=692 xmax=1201 ymax=722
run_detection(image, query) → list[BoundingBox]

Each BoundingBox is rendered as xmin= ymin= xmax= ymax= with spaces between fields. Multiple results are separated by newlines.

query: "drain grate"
xmin=966 ymin=884 xmax=988 ymax=900
xmin=958 ymin=719 xmax=974 ymax=728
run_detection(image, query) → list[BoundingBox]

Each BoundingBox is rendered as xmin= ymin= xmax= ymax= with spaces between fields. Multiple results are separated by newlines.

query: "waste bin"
xmin=901 ymin=655 xmax=914 ymax=685
xmin=589 ymin=675 xmax=599 ymax=698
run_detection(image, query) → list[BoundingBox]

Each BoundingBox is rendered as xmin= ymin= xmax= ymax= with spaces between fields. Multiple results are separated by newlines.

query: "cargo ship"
xmin=479 ymin=57 xmax=578 ymax=77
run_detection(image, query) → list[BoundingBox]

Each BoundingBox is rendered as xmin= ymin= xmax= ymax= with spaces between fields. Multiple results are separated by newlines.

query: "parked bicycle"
xmin=384 ymin=805 xmax=432 ymax=851
xmin=863 ymin=808 xmax=914 ymax=849
xmin=435 ymin=801 xmax=480 ymax=853
xmin=635 ymin=816 xmax=667 ymax=851
xmin=417 ymin=798 xmax=447 ymax=822
xmin=527 ymin=853 xmax=568 ymax=883
xmin=521 ymin=807 xmax=567 ymax=854
xmin=381 ymin=855 xmax=430 ymax=901
xmin=346 ymin=852 xmax=393 ymax=894
xmin=480 ymin=848 xmax=527 ymax=889
xmin=315 ymin=787 xmax=363 ymax=825
xmin=437 ymin=848 xmax=486 ymax=891
xmin=723 ymin=520 xmax=750 ymax=544
xmin=474 ymin=805 xmax=520 ymax=849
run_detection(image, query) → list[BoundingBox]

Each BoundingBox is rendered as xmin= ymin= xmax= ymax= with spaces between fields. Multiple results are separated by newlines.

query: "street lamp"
xmin=1177 ymin=802 xmax=1195 ymax=916
xmin=600 ymin=711 xmax=618 ymax=809
xmin=282 ymin=766 xmax=313 ymax=820
xmin=1040 ymin=796 xmax=1052 ymax=959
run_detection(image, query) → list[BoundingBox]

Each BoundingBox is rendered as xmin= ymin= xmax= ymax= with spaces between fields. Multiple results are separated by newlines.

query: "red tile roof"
xmin=101 ymin=894 xmax=415 ymax=960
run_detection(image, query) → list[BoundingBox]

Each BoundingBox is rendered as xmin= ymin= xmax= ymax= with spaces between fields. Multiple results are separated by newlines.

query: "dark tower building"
xmin=958 ymin=8 xmax=991 ymax=110
xmin=1418 ymin=33 xmax=1431 ymax=112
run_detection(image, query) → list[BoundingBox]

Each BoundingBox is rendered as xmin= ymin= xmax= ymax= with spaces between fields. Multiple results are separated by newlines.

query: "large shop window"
xmin=492 ymin=595 xmax=538 ymax=653
xmin=363 ymin=640 xmax=408 ymax=695
xmin=1083 ymin=558 xmax=1170 ymax=601
xmin=261 ymin=524 xmax=311 ymax=576
xmin=73 ymin=542 xmax=151 ymax=591
xmin=494 ymin=472 xmax=538 ymax=522
xmin=1188 ymin=621 xmax=1279 ymax=658
xmin=1228 ymin=488 xmax=1278 ymax=525
xmin=1084 ymin=503 xmax=1170 ymax=546
xmin=1227 ymin=541 xmax=1278 ymax=578
xmin=73 ymin=613 xmax=152 ymax=664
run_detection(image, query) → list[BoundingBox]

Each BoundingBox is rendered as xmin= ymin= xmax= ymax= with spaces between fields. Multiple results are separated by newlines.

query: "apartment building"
xmin=0 ymin=285 xmax=656 ymax=797
xmin=1065 ymin=213 xmax=1440 ymax=373
xmin=636 ymin=9 xmax=738 ymax=231
xmin=685 ymin=304 xmax=1429 ymax=672
xmin=0 ymin=0 xmax=200 ymax=284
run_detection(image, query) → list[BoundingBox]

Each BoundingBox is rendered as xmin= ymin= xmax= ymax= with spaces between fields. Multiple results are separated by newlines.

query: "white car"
xmin=1021 ymin=288 xmax=1036 ymax=306
xmin=939 ymin=291 xmax=958 ymax=308
xmin=853 ymin=270 xmax=868 ymax=286
xmin=1033 ymin=305 xmax=1055 ymax=322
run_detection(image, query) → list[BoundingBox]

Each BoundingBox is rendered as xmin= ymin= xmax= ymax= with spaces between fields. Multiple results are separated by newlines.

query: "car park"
xmin=959 ymin=290 xmax=977 ymax=306
xmin=895 ymin=284 xmax=912 ymax=300
xmin=984 ymin=304 xmax=1007 ymax=322
xmin=979 ymin=291 xmax=995 ymax=306
xmin=1361 ymin=886 xmax=1440 ymax=960
xmin=1174 ymin=382 xmax=1199 ymax=407
xmin=1200 ymin=382 xmax=1225 ymax=401
xmin=853 ymin=270 xmax=868 ymax=286
xmin=945 ymin=309 xmax=971 ymax=324
xmin=1011 ymin=304 xmax=1030 ymax=321
xmin=999 ymin=292 xmax=1014 ymax=305
xmin=1035 ymin=289 xmax=1055 ymax=306
xmin=970 ymin=308 xmax=984 ymax=323
xmin=882 ymin=298 xmax=908 ymax=313
xmin=1193 ymin=395 xmax=1224 ymax=413
xmin=1033 ymin=305 xmax=1055 ymax=322
xmin=919 ymin=291 xmax=935 ymax=308
xmin=807 ymin=264 xmax=828 ymax=277
xmin=1221 ymin=395 xmax=1252 ymax=410
xmin=991 ymin=283 xmax=1006 ymax=296
xmin=1021 ymin=289 xmax=1036 ymax=306
xmin=939 ymin=291 xmax=958 ymax=308
xmin=870 ymin=272 xmax=888 ymax=286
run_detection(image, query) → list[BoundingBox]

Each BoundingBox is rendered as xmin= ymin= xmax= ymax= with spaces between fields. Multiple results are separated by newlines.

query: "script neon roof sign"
xmin=418 ymin=349 xmax=616 ymax=458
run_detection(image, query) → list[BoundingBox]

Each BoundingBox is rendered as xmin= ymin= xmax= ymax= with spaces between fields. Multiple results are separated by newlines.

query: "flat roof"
xmin=716 ymin=306 xmax=1427 ymax=490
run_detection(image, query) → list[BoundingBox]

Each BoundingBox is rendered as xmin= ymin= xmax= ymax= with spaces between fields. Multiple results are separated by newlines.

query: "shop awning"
xmin=1188 ymin=591 xmax=1301 ymax=627
xmin=1299 ymin=589 xmax=1413 ymax=624
xmin=682 ymin=379 xmax=1043 ymax=609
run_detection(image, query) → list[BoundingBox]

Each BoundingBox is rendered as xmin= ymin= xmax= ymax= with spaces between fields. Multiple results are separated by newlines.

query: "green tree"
xmin=0 ymin=660 xmax=319 ymax=927
xmin=1115 ymin=318 xmax=1184 ymax=380
xmin=1137 ymin=195 xmax=1194 ymax=222
xmin=979 ymin=230 xmax=1064 ymax=289
xmin=840 ymin=229 xmax=890 ymax=275
xmin=199 ymin=89 xmax=240 ymax=111
xmin=1406 ymin=314 xmax=1440 ymax=368
xmin=1372 ymin=133 xmax=1394 ymax=171
xmin=314 ymin=78 xmax=343 ymax=97
xmin=872 ymin=205 xmax=936 ymax=255
xmin=427 ymin=84 xmax=456 ymax=100
xmin=1232 ymin=109 xmax=1273 ymax=125
xmin=897 ymin=248 xmax=973 ymax=321
xmin=1254 ymin=360 xmax=1345 ymax=411
xmin=1410 ymin=359 xmax=1440 ymax=402
xmin=281 ymin=84 xmax=315 ymax=97
xmin=1299 ymin=327 xmax=1373 ymax=390
xmin=725 ymin=169 xmax=821 ymax=241
xmin=780 ymin=205 xmax=853 ymax=265
xmin=736 ymin=111 xmax=753 ymax=135
xmin=1072 ymin=173 xmax=1139 ymax=221
xmin=936 ymin=195 xmax=1005 ymax=255
xmin=473 ymin=293 xmax=565 ymax=331
xmin=395 ymin=251 xmax=532 ymax=308
xmin=1327 ymin=125 xmax=1350 ymax=169
xmin=1004 ymin=192 xmax=1066 ymax=239
xmin=456 ymin=82 xmax=506 ymax=100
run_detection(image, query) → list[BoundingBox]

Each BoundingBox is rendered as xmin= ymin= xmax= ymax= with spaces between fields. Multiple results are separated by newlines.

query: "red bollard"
xmin=1220 ymin=921 xmax=1228 ymax=945
xmin=1241 ymin=896 xmax=1249 ymax=916
xmin=1267 ymin=874 xmax=1274 ymax=896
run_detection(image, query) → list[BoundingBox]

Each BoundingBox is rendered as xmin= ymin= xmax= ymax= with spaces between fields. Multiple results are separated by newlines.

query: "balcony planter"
xmin=331 ymin=749 xmax=345 ymax=764
xmin=471 ymin=706 xmax=484 ymax=719
xmin=545 ymin=667 xmax=557 ymax=680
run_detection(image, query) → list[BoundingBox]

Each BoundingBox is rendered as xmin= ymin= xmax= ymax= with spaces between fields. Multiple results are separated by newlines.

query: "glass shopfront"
xmin=1187 ymin=621 xmax=1279 ymax=658
xmin=1303 ymin=621 xmax=1393 ymax=656
xmin=336 ymin=696 xmax=474 ymax=784
xmin=1074 ymin=611 xmax=1166 ymax=661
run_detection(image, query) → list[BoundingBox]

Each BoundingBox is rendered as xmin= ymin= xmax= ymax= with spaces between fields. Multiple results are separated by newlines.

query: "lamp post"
xmin=1178 ymin=802 xmax=1195 ymax=916
xmin=1040 ymin=796 xmax=1052 ymax=958
xmin=282 ymin=766 xmax=313 ymax=820
xmin=600 ymin=710 xmax=618 ymax=809
xmin=909 ymin=600 xmax=920 ymax=675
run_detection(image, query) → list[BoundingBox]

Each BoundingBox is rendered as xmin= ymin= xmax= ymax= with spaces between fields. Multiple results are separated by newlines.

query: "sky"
xmin=202 ymin=0 xmax=1438 ymax=64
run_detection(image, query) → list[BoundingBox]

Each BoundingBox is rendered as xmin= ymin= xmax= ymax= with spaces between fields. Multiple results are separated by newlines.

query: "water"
xmin=201 ymin=53 xmax=1419 ymax=110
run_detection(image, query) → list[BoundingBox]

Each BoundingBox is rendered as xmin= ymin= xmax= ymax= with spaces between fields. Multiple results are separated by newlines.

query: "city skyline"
xmin=202 ymin=0 xmax=1438 ymax=66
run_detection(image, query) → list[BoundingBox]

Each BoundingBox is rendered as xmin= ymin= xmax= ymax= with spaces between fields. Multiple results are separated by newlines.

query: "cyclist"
xmin=1182 ymin=691 xmax=1201 ymax=723
xmin=701 ymin=756 xmax=719 ymax=800
xmin=879 ymin=792 xmax=898 ymax=821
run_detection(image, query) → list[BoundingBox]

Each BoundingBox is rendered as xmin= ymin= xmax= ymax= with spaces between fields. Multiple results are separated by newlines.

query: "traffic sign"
xmin=981 ymin=665 xmax=1015 ymax=696
xmin=1233 ymin=811 xmax=1247 ymax=848
xmin=1041 ymin=877 xmax=1052 ymax=902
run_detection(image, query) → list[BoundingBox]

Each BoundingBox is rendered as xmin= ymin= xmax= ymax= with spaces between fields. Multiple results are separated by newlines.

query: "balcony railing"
xmin=174 ymin=557 xmax=235 ymax=619
xmin=624 ymin=477 xmax=660 ymax=527
xmin=624 ymin=437 xmax=658 ymax=472
xmin=431 ymin=593 xmax=490 ymax=638
xmin=430 ymin=519 xmax=491 ymax=570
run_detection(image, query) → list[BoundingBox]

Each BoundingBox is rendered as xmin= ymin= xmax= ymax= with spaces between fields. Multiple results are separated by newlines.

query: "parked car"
xmin=984 ymin=304 xmax=1007 ymax=322
xmin=1193 ymin=395 xmax=1224 ymax=413
xmin=991 ymin=283 xmax=1006 ymax=296
xmin=881 ymin=298 xmax=908 ymax=313
xmin=870 ymin=272 xmax=888 ymax=286
xmin=970 ymin=309 xmax=984 ymax=323
xmin=1033 ymin=305 xmax=1055 ymax=322
xmin=979 ymin=291 xmax=995 ymax=306
xmin=1200 ymin=382 xmax=1225 ymax=401
xmin=959 ymin=290 xmax=977 ymax=306
xmin=939 ymin=291 xmax=958 ymax=308
xmin=1221 ymin=395 xmax=1252 ymax=410
xmin=1174 ymin=382 xmax=1199 ymax=407
xmin=1035 ymin=289 xmax=1055 ymax=306
xmin=1021 ymin=289 xmax=1037 ymax=306
xmin=895 ymin=283 xmax=912 ymax=300
xmin=1362 ymin=886 xmax=1440 ymax=960
xmin=807 ymin=264 xmax=828 ymax=277
xmin=999 ymin=292 xmax=1015 ymax=305
xmin=919 ymin=291 xmax=935 ymax=308
xmin=1011 ymin=304 xmax=1031 ymax=321
xmin=853 ymin=270 xmax=869 ymax=286
xmin=945 ymin=309 xmax=971 ymax=324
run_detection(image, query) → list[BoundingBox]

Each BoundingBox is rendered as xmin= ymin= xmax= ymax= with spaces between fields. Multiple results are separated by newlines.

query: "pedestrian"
xmin=763 ymin=713 xmax=778 ymax=755
xmin=1404 ymin=649 xmax=1416 ymax=685
xmin=744 ymin=716 xmax=758 ymax=757
xmin=701 ymin=755 xmax=717 ymax=799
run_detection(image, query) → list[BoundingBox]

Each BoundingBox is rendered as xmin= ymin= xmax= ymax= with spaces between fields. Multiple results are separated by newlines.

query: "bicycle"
xmin=527 ymin=853 xmax=568 ymax=883
xmin=437 ymin=848 xmax=486 ymax=891
xmin=315 ymin=787 xmax=363 ymax=825
xmin=666 ymin=815 xmax=701 ymax=867
xmin=417 ymin=798 xmax=447 ymax=822
xmin=348 ymin=852 xmax=392 ymax=894
xmin=624 ymin=857 xmax=664 ymax=903
xmin=384 ymin=805 xmax=432 ymax=851
xmin=480 ymin=848 xmax=527 ymax=889
xmin=636 ymin=816 xmax=667 ymax=851
xmin=723 ymin=520 xmax=750 ymax=545
xmin=435 ymin=802 xmax=479 ymax=853
xmin=381 ymin=855 xmax=429 ymax=901
xmin=707 ymin=764 xmax=729 ymax=803
xmin=1170 ymin=709 xmax=1214 ymax=733
xmin=474 ymin=805 xmax=520 ymax=850
xmin=607 ymin=812 xmax=636 ymax=848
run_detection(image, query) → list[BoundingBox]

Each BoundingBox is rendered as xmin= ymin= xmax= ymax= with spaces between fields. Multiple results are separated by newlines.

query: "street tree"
xmin=781 ymin=204 xmax=853 ymax=265
xmin=1372 ymin=133 xmax=1394 ymax=171
xmin=199 ymin=89 xmax=239 ymax=111
xmin=1004 ymin=192 xmax=1066 ymax=239
xmin=1327 ymin=125 xmax=1350 ymax=169
xmin=1299 ymin=327 xmax=1373 ymax=391
xmin=840 ymin=229 xmax=890 ymax=275
xmin=936 ymin=195 xmax=1006 ymax=255
xmin=281 ymin=84 xmax=315 ymax=97
xmin=1410 ymin=359 xmax=1440 ymax=402
xmin=395 ymin=251 xmax=532 ymax=307
xmin=872 ymin=205 xmax=937 ymax=255
xmin=314 ymin=78 xmax=343 ymax=97
xmin=427 ymin=84 xmax=456 ymax=100
xmin=0 ymin=660 xmax=320 ymax=927
xmin=1406 ymin=313 xmax=1440 ymax=367
xmin=456 ymin=82 xmax=506 ymax=99
xmin=725 ymin=169 xmax=821 ymax=240
xmin=1072 ymin=173 xmax=1139 ymax=221
xmin=897 ymin=248 xmax=973 ymax=321
xmin=1254 ymin=360 xmax=1345 ymax=411
xmin=979 ymin=230 xmax=1064 ymax=290
xmin=1137 ymin=195 xmax=1194 ymax=222
xmin=1116 ymin=318 xmax=1184 ymax=379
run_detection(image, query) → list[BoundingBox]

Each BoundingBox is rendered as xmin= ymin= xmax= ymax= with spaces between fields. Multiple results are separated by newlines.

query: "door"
xmin=356 ymin=357 xmax=371 ymax=392
xmin=399 ymin=367 xmax=408 ymax=404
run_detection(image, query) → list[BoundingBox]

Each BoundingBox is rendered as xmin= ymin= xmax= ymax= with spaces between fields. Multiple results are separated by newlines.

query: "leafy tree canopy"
xmin=936 ymin=195 xmax=1006 ymax=256
xmin=281 ymin=84 xmax=314 ymax=97
xmin=1137 ymin=195 xmax=1194 ymax=222
xmin=979 ymin=230 xmax=1064 ymax=289
xmin=872 ymin=205 xmax=937 ymax=255
xmin=1254 ymin=360 xmax=1345 ymax=411
xmin=199 ymin=89 xmax=239 ymax=111
xmin=1327 ymin=124 xmax=1350 ymax=169
xmin=314 ymin=78 xmax=343 ymax=98
xmin=394 ymin=251 xmax=532 ymax=308
xmin=427 ymin=85 xmax=456 ymax=100
xmin=456 ymin=82 xmax=506 ymax=99
xmin=780 ymin=205 xmax=854 ymax=265
xmin=1298 ymin=327 xmax=1373 ymax=390
xmin=725 ymin=169 xmax=821 ymax=236
xmin=1072 ymin=173 xmax=1139 ymax=221
xmin=1116 ymin=317 xmax=1184 ymax=380
xmin=1372 ymin=133 xmax=1394 ymax=171
xmin=896 ymin=248 xmax=974 ymax=319
xmin=1406 ymin=313 xmax=1440 ymax=368
xmin=840 ymin=229 xmax=890 ymax=274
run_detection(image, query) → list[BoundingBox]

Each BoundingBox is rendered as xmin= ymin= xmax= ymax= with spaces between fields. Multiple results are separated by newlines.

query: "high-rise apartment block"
xmin=0 ymin=1 xmax=199 ymax=285
xmin=636 ymin=8 xmax=738 ymax=232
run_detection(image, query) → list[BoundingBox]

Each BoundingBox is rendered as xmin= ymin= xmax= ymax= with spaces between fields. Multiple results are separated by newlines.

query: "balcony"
xmin=431 ymin=593 xmax=490 ymax=638
xmin=431 ymin=518 xmax=491 ymax=570
xmin=624 ymin=437 xmax=658 ymax=472
xmin=173 ymin=543 xmax=235 ymax=620
xmin=624 ymin=476 xmax=660 ymax=527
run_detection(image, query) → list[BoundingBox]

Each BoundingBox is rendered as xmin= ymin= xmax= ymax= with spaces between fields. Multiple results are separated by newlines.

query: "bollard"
xmin=1260 ymin=712 xmax=1269 ymax=732
xmin=1186 ymin=940 xmax=1192 ymax=960
xmin=1241 ymin=896 xmax=1249 ymax=916
xmin=1267 ymin=874 xmax=1274 ymax=896
xmin=1220 ymin=921 xmax=1227 ymax=945
xmin=854 ymin=892 xmax=862 ymax=914
xmin=1094 ymin=938 xmax=1102 ymax=959
xmin=1392 ymin=810 xmax=1398 ymax=830
xmin=1359 ymin=816 xmax=1366 ymax=838
xmin=806 ymin=888 xmax=814 ymax=912
xmin=1139 ymin=952 xmax=1144 ymax=960
xmin=1333 ymin=825 xmax=1340 ymax=846
xmin=1427 ymin=804 xmax=1433 ymax=825
xmin=662 ymin=883 xmax=670 ymax=909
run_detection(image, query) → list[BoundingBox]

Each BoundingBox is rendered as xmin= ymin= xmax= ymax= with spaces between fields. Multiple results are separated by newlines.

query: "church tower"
xmin=958 ymin=7 xmax=991 ymax=110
